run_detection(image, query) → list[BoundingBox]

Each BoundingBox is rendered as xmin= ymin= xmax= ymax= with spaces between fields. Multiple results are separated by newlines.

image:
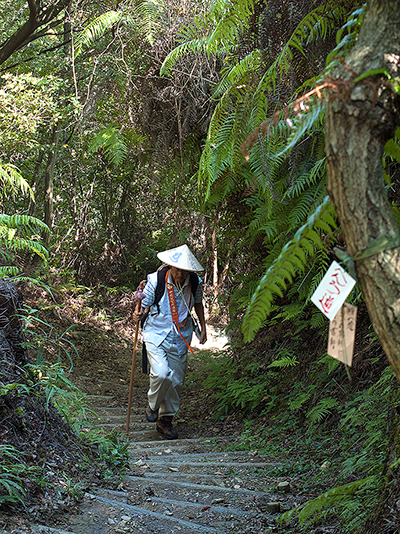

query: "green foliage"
xmin=268 ymin=353 xmax=298 ymax=368
xmin=22 ymin=309 xmax=78 ymax=371
xmin=0 ymin=445 xmax=35 ymax=507
xmin=160 ymin=0 xmax=357 ymax=350
xmin=0 ymin=358 xmax=129 ymax=509
xmin=89 ymin=126 xmax=146 ymax=166
xmin=0 ymin=215 xmax=49 ymax=279
xmin=307 ymin=396 xmax=339 ymax=425
xmin=0 ymin=73 xmax=77 ymax=157
xmin=0 ymin=163 xmax=33 ymax=201
xmin=0 ymin=382 xmax=30 ymax=396
xmin=202 ymin=355 xmax=273 ymax=414
xmin=28 ymin=363 xmax=87 ymax=416
xmin=278 ymin=366 xmax=400 ymax=533
xmin=241 ymin=196 xmax=337 ymax=342
xmin=325 ymin=5 xmax=366 ymax=73
xmin=32 ymin=362 xmax=129 ymax=471
xmin=90 ymin=430 xmax=130 ymax=472
xmin=74 ymin=11 xmax=124 ymax=56
xmin=281 ymin=477 xmax=375 ymax=528
xmin=89 ymin=126 xmax=129 ymax=166
xmin=74 ymin=0 xmax=164 ymax=57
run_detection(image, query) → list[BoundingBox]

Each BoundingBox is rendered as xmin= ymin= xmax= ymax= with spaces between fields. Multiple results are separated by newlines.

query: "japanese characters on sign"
xmin=311 ymin=261 xmax=356 ymax=321
xmin=328 ymin=303 xmax=358 ymax=367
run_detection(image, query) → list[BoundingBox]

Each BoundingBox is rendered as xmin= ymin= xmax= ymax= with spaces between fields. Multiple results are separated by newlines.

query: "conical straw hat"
xmin=157 ymin=244 xmax=204 ymax=272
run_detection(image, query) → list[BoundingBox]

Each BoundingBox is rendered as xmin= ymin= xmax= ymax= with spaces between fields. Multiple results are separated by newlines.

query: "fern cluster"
xmin=204 ymin=339 xmax=398 ymax=533
xmin=160 ymin=1 xmax=361 ymax=341
xmin=0 ymin=214 xmax=49 ymax=279
xmin=280 ymin=366 xmax=400 ymax=532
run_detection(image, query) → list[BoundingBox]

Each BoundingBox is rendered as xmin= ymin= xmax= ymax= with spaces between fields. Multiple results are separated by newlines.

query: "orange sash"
xmin=166 ymin=269 xmax=194 ymax=354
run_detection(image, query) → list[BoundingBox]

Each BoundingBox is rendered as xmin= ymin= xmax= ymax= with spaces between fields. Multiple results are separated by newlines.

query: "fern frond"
xmin=281 ymin=477 xmax=375 ymax=526
xmin=0 ymin=164 xmax=34 ymax=200
xmin=268 ymin=354 xmax=299 ymax=368
xmin=307 ymin=396 xmax=339 ymax=424
xmin=213 ymin=50 xmax=262 ymax=98
xmin=241 ymin=196 xmax=337 ymax=342
xmin=161 ymin=37 xmax=208 ymax=76
xmin=256 ymin=5 xmax=347 ymax=95
xmin=286 ymin=157 xmax=327 ymax=198
xmin=287 ymin=186 xmax=320 ymax=227
xmin=74 ymin=11 xmax=123 ymax=56
xmin=325 ymin=6 xmax=366 ymax=73
xmin=89 ymin=126 xmax=128 ymax=166
xmin=0 ymin=266 xmax=19 ymax=277
xmin=206 ymin=0 xmax=254 ymax=53
xmin=0 ymin=214 xmax=49 ymax=236
xmin=288 ymin=391 xmax=313 ymax=411
xmin=132 ymin=0 xmax=164 ymax=46
xmin=1 ymin=237 xmax=49 ymax=260
xmin=275 ymin=100 xmax=325 ymax=158
xmin=76 ymin=0 xmax=164 ymax=54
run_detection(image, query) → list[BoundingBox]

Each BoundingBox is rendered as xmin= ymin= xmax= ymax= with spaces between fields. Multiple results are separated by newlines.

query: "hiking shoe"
xmin=145 ymin=405 xmax=158 ymax=422
xmin=156 ymin=416 xmax=178 ymax=440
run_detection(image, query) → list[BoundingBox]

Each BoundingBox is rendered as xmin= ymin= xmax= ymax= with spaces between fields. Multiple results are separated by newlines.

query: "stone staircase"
xmin=60 ymin=392 xmax=288 ymax=534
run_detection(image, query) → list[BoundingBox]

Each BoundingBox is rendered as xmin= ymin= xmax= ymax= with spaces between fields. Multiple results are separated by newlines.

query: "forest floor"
xmin=1 ymin=283 xmax=393 ymax=533
xmin=0 ymin=283 xmax=250 ymax=533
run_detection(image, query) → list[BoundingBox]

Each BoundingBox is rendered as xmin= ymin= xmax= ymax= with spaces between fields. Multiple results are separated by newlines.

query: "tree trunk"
xmin=44 ymin=128 xmax=60 ymax=248
xmin=325 ymin=0 xmax=400 ymax=380
xmin=211 ymin=213 xmax=219 ymax=299
xmin=0 ymin=0 xmax=73 ymax=66
xmin=28 ymin=150 xmax=45 ymax=216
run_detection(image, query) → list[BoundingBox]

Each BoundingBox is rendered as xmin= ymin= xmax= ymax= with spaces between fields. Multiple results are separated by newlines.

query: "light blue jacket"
xmin=141 ymin=270 xmax=203 ymax=348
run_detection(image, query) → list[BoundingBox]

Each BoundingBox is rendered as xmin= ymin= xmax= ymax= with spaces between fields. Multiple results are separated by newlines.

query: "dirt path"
xmin=1 ymin=303 xmax=294 ymax=534
xmin=56 ymin=391 xmax=284 ymax=534
xmin=49 ymin=325 xmax=292 ymax=534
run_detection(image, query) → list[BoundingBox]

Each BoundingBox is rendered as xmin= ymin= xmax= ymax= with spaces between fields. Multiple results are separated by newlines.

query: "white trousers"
xmin=146 ymin=332 xmax=188 ymax=418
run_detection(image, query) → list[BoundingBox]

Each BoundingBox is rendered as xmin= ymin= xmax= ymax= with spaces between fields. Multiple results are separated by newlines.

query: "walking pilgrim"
xmin=132 ymin=244 xmax=207 ymax=440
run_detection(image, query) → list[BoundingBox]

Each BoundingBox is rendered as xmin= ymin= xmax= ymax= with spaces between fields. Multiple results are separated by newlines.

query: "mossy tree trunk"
xmin=325 ymin=0 xmax=400 ymax=380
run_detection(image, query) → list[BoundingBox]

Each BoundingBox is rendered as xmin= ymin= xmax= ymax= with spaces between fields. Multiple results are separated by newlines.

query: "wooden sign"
xmin=311 ymin=261 xmax=356 ymax=321
xmin=327 ymin=303 xmax=357 ymax=367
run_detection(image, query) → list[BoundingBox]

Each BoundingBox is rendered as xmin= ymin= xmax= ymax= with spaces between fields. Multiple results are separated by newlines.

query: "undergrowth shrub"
xmin=28 ymin=361 xmax=130 ymax=474
xmin=0 ymin=445 xmax=37 ymax=507
xmin=279 ymin=365 xmax=400 ymax=532
xmin=205 ymin=311 xmax=398 ymax=532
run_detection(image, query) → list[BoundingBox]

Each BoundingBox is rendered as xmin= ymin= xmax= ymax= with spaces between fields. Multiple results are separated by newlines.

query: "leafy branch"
xmin=242 ymin=196 xmax=337 ymax=342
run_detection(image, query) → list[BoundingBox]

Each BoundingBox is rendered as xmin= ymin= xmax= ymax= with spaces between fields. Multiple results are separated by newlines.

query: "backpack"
xmin=140 ymin=265 xmax=199 ymax=373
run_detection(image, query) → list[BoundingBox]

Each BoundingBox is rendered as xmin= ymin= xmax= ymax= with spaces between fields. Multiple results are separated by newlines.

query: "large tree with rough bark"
xmin=325 ymin=0 xmax=400 ymax=381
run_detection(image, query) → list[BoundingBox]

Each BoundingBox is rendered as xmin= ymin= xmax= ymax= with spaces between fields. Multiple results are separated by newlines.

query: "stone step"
xmin=134 ymin=459 xmax=276 ymax=469
xmin=129 ymin=449 xmax=253 ymax=461
xmin=0 ymin=526 xmax=80 ymax=534
xmin=73 ymin=387 xmax=271 ymax=533
xmin=86 ymin=493 xmax=224 ymax=533
xmin=93 ymin=488 xmax=252 ymax=518
xmin=96 ymin=419 xmax=155 ymax=431
xmin=92 ymin=487 xmax=261 ymax=531
xmin=127 ymin=469 xmax=268 ymax=491
xmin=124 ymin=474 xmax=267 ymax=499
xmin=128 ymin=436 xmax=234 ymax=450
xmin=92 ymin=407 xmax=132 ymax=417
xmin=84 ymin=395 xmax=118 ymax=407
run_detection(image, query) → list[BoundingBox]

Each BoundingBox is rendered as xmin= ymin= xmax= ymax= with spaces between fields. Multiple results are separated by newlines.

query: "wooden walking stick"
xmin=126 ymin=281 xmax=145 ymax=435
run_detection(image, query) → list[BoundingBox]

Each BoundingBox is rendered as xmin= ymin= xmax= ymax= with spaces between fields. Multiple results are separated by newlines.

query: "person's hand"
xmin=199 ymin=328 xmax=207 ymax=345
xmin=132 ymin=310 xmax=143 ymax=324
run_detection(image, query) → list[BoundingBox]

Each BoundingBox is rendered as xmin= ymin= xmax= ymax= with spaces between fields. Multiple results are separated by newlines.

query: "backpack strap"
xmin=189 ymin=271 xmax=199 ymax=298
xmin=154 ymin=265 xmax=170 ymax=313
xmin=140 ymin=267 xmax=199 ymax=328
xmin=140 ymin=265 xmax=168 ymax=328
